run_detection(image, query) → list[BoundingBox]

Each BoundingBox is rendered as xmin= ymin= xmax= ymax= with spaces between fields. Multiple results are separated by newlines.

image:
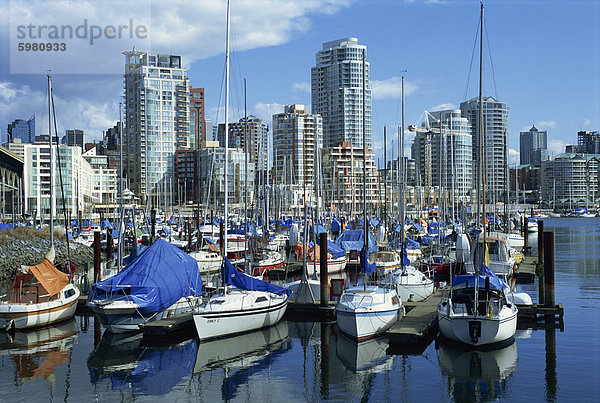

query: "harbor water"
xmin=1 ymin=218 xmax=599 ymax=402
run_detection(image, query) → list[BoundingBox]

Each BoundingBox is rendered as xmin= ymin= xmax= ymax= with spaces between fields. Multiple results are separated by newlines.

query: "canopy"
xmin=101 ymin=219 xmax=113 ymax=229
xmin=331 ymin=218 xmax=341 ymax=233
xmin=89 ymin=239 xmax=202 ymax=315
xmin=334 ymin=229 xmax=378 ymax=254
xmin=221 ymin=257 xmax=291 ymax=296
xmin=451 ymin=266 xmax=505 ymax=291
xmin=359 ymin=246 xmax=376 ymax=274
xmin=405 ymin=216 xmax=423 ymax=232
xmin=15 ymin=257 xmax=69 ymax=297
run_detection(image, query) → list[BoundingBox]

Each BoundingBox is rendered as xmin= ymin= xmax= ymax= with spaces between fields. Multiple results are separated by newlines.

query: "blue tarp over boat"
xmin=451 ymin=265 xmax=505 ymax=290
xmin=222 ymin=257 xmax=291 ymax=296
xmin=331 ymin=218 xmax=341 ymax=233
xmin=334 ymin=229 xmax=378 ymax=254
xmin=89 ymin=239 xmax=202 ymax=315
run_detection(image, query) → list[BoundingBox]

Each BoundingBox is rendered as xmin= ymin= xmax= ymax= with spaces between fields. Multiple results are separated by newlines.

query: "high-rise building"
xmin=520 ymin=125 xmax=548 ymax=167
xmin=62 ymin=129 xmax=85 ymax=150
xmin=272 ymin=104 xmax=323 ymax=191
xmin=460 ymin=96 xmax=509 ymax=203
xmin=7 ymin=116 xmax=35 ymax=144
xmin=311 ymin=38 xmax=372 ymax=149
xmin=189 ymin=86 xmax=205 ymax=149
xmin=577 ymin=130 xmax=600 ymax=154
xmin=123 ymin=50 xmax=189 ymax=204
xmin=217 ymin=115 xmax=269 ymax=176
xmin=411 ymin=109 xmax=473 ymax=203
xmin=102 ymin=123 xmax=121 ymax=150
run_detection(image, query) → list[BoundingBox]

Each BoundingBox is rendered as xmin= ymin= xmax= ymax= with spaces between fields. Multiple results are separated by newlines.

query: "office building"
xmin=122 ymin=50 xmax=189 ymax=205
xmin=520 ymin=125 xmax=548 ymax=167
xmin=62 ymin=129 xmax=85 ymax=150
xmin=7 ymin=116 xmax=35 ymax=144
xmin=189 ymin=86 xmax=205 ymax=149
xmin=577 ymin=131 xmax=600 ymax=154
xmin=311 ymin=38 xmax=372 ymax=149
xmin=217 ymin=115 xmax=269 ymax=177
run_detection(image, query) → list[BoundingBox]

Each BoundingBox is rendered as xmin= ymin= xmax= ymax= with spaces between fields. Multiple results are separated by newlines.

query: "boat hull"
xmin=88 ymin=296 xmax=198 ymax=333
xmin=193 ymin=291 xmax=288 ymax=341
xmin=0 ymin=284 xmax=80 ymax=331
xmin=437 ymin=305 xmax=518 ymax=347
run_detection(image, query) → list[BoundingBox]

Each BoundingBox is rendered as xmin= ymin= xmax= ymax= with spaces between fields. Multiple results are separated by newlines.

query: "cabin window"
xmin=64 ymin=288 xmax=75 ymax=298
xmin=255 ymin=296 xmax=268 ymax=303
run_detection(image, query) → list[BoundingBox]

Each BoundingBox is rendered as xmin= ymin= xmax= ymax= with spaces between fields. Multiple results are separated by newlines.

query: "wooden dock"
xmin=515 ymin=257 xmax=536 ymax=282
xmin=139 ymin=311 xmax=195 ymax=338
xmin=386 ymin=288 xmax=447 ymax=346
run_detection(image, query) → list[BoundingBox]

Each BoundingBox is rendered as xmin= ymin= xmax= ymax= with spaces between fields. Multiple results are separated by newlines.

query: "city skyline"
xmin=0 ymin=0 xmax=598 ymax=168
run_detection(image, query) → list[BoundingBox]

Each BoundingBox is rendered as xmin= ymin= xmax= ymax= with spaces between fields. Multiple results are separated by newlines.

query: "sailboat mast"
xmin=400 ymin=76 xmax=405 ymax=270
xmin=244 ymin=78 xmax=248 ymax=271
xmin=223 ymin=0 xmax=230 ymax=257
xmin=478 ymin=1 xmax=486 ymax=272
xmin=119 ymin=102 xmax=124 ymax=270
xmin=362 ymin=48 xmax=367 ymax=291
xmin=47 ymin=73 xmax=54 ymax=246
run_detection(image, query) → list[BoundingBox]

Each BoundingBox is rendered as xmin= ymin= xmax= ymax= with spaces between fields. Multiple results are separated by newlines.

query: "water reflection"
xmin=336 ymin=333 xmax=392 ymax=373
xmin=438 ymin=340 xmax=518 ymax=401
xmin=0 ymin=319 xmax=78 ymax=386
xmin=87 ymin=330 xmax=198 ymax=396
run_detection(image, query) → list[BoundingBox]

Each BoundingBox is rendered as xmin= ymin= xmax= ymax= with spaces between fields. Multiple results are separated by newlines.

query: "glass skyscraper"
xmin=123 ymin=50 xmax=189 ymax=205
xmin=520 ymin=125 xmax=548 ymax=167
xmin=7 ymin=116 xmax=35 ymax=144
xmin=311 ymin=38 xmax=372 ymax=150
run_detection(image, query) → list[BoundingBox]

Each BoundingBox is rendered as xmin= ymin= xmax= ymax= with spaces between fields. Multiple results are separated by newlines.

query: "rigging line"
xmin=484 ymin=20 xmax=499 ymax=99
xmin=463 ymin=13 xmax=481 ymax=101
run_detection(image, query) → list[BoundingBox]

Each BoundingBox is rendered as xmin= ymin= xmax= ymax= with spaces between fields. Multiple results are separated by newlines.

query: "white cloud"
xmin=583 ymin=118 xmax=591 ymax=128
xmin=292 ymin=82 xmax=311 ymax=93
xmin=549 ymin=139 xmax=566 ymax=156
xmin=371 ymin=77 xmax=418 ymax=100
xmin=430 ymin=103 xmax=456 ymax=112
xmin=508 ymin=148 xmax=519 ymax=166
xmin=537 ymin=121 xmax=557 ymax=129
xmin=254 ymin=102 xmax=285 ymax=123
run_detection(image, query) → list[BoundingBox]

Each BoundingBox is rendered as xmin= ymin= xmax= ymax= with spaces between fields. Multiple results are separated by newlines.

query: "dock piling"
xmin=543 ymin=231 xmax=555 ymax=311
xmin=319 ymin=233 xmax=328 ymax=307
xmin=93 ymin=231 xmax=101 ymax=283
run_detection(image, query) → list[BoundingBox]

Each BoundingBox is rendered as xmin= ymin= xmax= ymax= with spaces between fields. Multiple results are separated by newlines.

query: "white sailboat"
xmin=437 ymin=2 xmax=518 ymax=348
xmin=192 ymin=0 xmax=289 ymax=341
xmin=0 ymin=75 xmax=80 ymax=331
xmin=335 ymin=47 xmax=401 ymax=341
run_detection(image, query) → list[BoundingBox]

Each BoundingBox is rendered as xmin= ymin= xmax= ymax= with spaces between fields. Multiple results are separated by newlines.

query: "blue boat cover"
xmin=309 ymin=224 xmax=327 ymax=236
xmin=101 ymin=219 xmax=113 ymax=229
xmin=360 ymin=246 xmax=376 ymax=274
xmin=369 ymin=218 xmax=380 ymax=227
xmin=451 ymin=265 xmax=505 ymax=291
xmin=334 ymin=229 xmax=378 ymax=254
xmin=528 ymin=217 xmax=538 ymax=222
xmin=405 ymin=216 xmax=423 ymax=231
xmin=122 ymin=244 xmax=148 ymax=265
xmin=331 ymin=218 xmax=341 ymax=233
xmin=89 ymin=239 xmax=202 ymax=315
xmin=221 ymin=257 xmax=291 ymax=296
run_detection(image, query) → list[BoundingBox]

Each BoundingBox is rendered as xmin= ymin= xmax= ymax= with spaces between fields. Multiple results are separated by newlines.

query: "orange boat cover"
xmin=28 ymin=258 xmax=69 ymax=297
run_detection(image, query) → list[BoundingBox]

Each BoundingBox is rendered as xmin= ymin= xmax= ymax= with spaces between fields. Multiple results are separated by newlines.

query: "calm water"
xmin=1 ymin=218 xmax=599 ymax=402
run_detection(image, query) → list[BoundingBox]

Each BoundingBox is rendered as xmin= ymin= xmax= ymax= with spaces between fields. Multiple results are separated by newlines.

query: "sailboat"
xmin=192 ymin=0 xmax=290 ymax=341
xmin=437 ymin=2 xmax=518 ymax=348
xmin=335 ymin=48 xmax=401 ymax=341
xmin=0 ymin=75 xmax=80 ymax=331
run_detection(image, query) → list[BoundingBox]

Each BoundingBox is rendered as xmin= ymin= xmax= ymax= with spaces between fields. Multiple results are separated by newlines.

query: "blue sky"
xmin=0 ymin=0 xmax=598 ymax=166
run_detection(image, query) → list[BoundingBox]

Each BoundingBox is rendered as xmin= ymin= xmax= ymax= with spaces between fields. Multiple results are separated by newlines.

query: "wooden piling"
xmin=93 ymin=231 xmax=101 ymax=283
xmin=106 ymin=229 xmax=113 ymax=264
xmin=219 ymin=222 xmax=224 ymax=257
xmin=187 ymin=219 xmax=192 ymax=250
xmin=543 ymin=231 xmax=555 ymax=310
xmin=319 ymin=233 xmax=328 ymax=307
xmin=524 ymin=215 xmax=529 ymax=251
xmin=537 ymin=222 xmax=545 ymax=304
xmin=537 ymin=220 xmax=544 ymax=265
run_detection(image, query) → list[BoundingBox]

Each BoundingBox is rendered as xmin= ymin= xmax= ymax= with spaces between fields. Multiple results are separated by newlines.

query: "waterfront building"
xmin=7 ymin=116 xmax=35 ymax=144
xmin=102 ymin=123 xmax=121 ymax=151
xmin=217 ymin=116 xmax=268 ymax=186
xmin=321 ymin=141 xmax=381 ymax=216
xmin=122 ymin=50 xmax=189 ymax=205
xmin=5 ymin=138 xmax=26 ymax=159
xmin=189 ymin=86 xmax=206 ymax=148
xmin=311 ymin=38 xmax=372 ymax=150
xmin=272 ymin=104 xmax=323 ymax=194
xmin=577 ymin=130 xmax=600 ymax=154
xmin=460 ymin=96 xmax=509 ymax=203
xmin=175 ymin=149 xmax=196 ymax=205
xmin=62 ymin=129 xmax=85 ymax=150
xmin=411 ymin=109 xmax=473 ymax=203
xmin=520 ymin=125 xmax=548 ymax=167
xmin=198 ymin=142 xmax=255 ymax=210
xmin=82 ymin=147 xmax=118 ymax=208
xmin=0 ymin=145 xmax=23 ymax=218
xmin=510 ymin=165 xmax=542 ymax=205
xmin=541 ymin=153 xmax=600 ymax=211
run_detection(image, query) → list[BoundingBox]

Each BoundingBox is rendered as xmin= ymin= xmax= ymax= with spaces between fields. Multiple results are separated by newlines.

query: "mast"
xmin=119 ymin=103 xmax=124 ymax=270
xmin=362 ymin=48 xmax=367 ymax=290
xmin=384 ymin=125 xmax=387 ymax=232
xmin=244 ymin=78 xmax=248 ymax=272
xmin=47 ymin=73 xmax=54 ymax=246
xmin=400 ymin=76 xmax=405 ymax=270
xmin=223 ymin=0 xmax=230 ymax=258
xmin=478 ymin=0 xmax=486 ymax=272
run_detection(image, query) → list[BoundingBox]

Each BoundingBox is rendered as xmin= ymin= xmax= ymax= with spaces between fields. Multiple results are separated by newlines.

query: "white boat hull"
xmin=335 ymin=286 xmax=400 ymax=342
xmin=193 ymin=290 xmax=288 ymax=341
xmin=0 ymin=284 xmax=80 ymax=331
xmin=438 ymin=304 xmax=518 ymax=347
xmin=88 ymin=296 xmax=198 ymax=333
